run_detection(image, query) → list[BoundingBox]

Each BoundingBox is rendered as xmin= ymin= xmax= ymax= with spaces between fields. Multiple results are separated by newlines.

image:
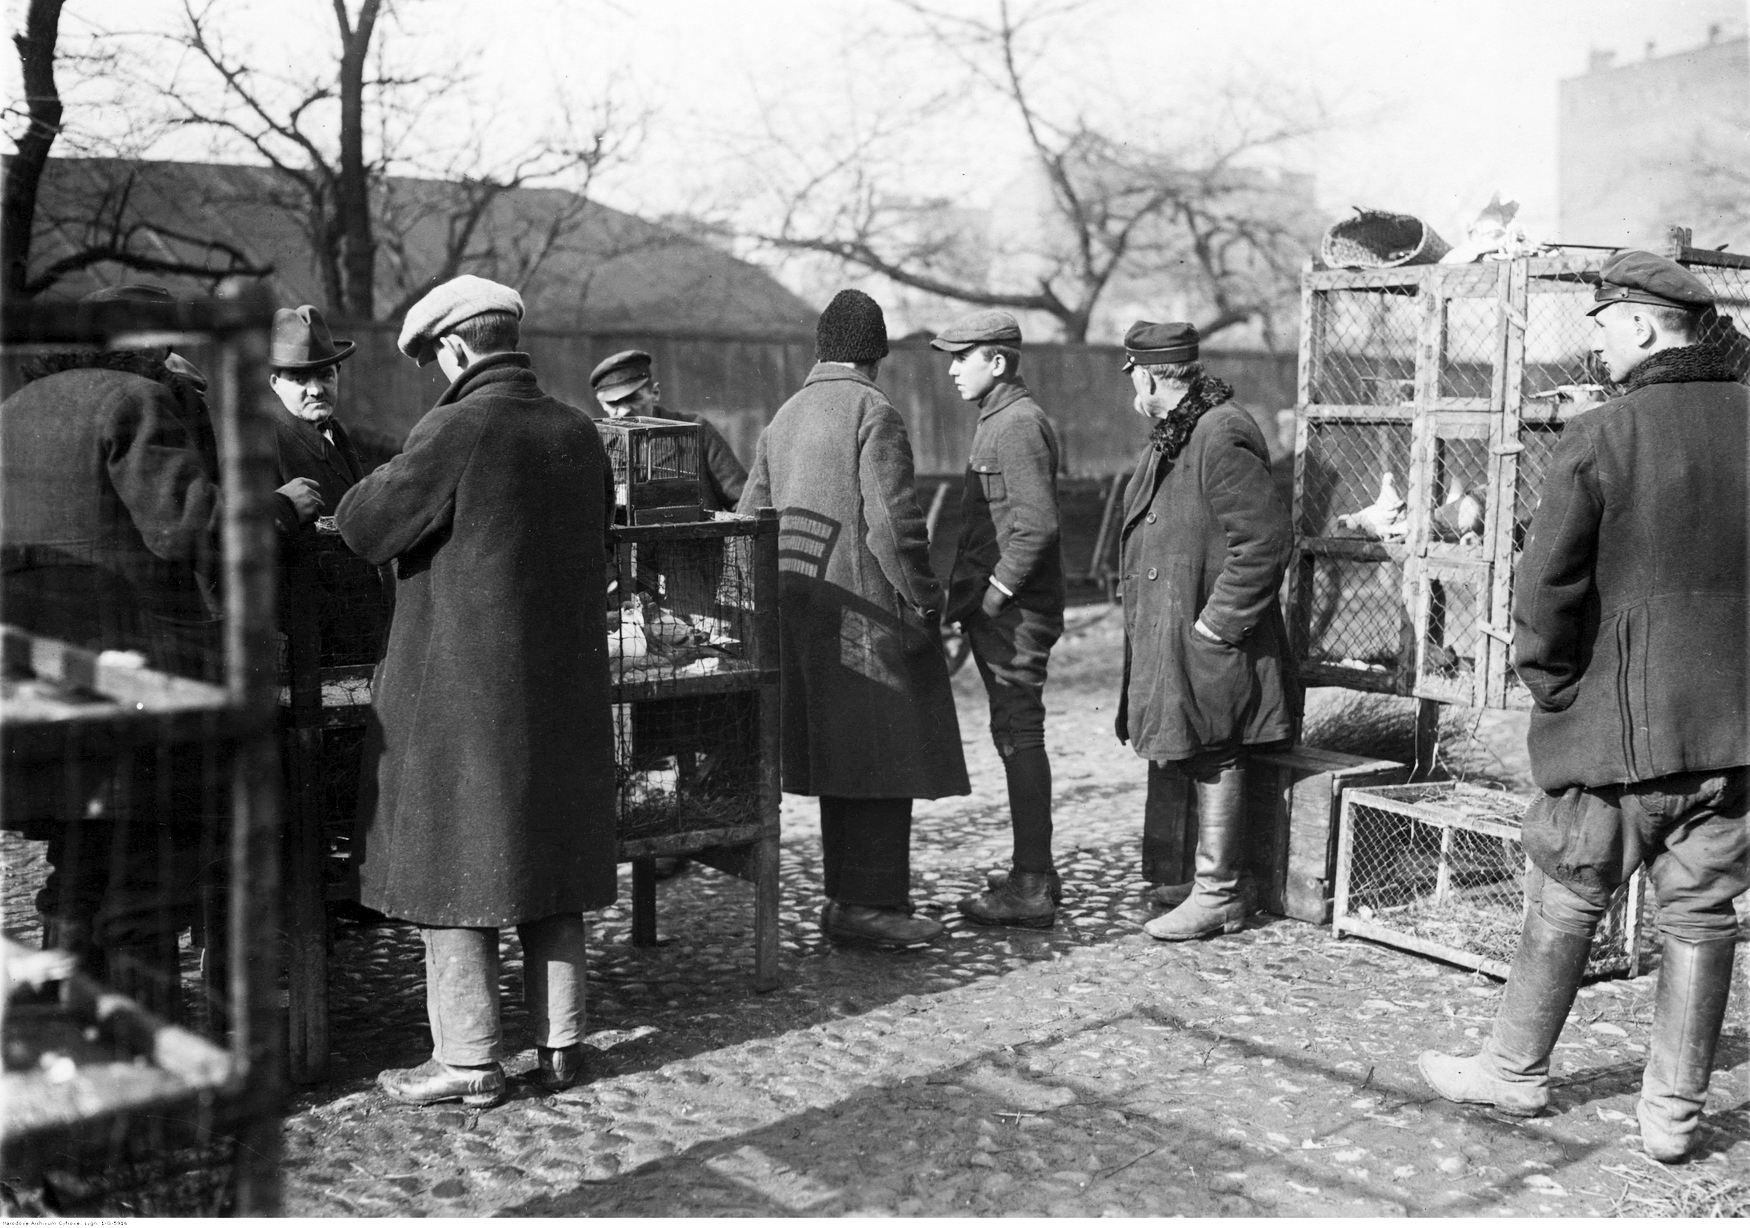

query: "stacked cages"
xmin=607 ymin=510 xmax=782 ymax=990
xmin=1 ymin=297 xmax=283 ymax=1213
xmin=597 ymin=416 xmax=706 ymax=524
xmin=278 ymin=523 xmax=389 ymax=1083
xmin=1289 ymin=245 xmax=1750 ymax=707
xmin=1334 ymin=783 xmax=1648 ymax=979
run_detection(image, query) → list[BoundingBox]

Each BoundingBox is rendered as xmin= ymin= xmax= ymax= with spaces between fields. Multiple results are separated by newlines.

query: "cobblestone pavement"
xmin=7 ymin=606 xmax=1748 ymax=1215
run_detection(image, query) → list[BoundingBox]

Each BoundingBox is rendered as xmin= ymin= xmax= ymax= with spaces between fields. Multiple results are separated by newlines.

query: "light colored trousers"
xmin=420 ymin=913 xmax=585 ymax=1067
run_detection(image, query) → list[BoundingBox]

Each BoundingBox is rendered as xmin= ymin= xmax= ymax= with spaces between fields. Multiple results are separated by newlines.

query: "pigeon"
xmin=1431 ymin=478 xmax=1486 ymax=543
xmin=1338 ymin=471 xmax=1409 ymax=540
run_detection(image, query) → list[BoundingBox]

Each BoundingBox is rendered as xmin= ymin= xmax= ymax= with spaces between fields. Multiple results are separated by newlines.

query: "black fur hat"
xmin=816 ymin=289 xmax=889 ymax=364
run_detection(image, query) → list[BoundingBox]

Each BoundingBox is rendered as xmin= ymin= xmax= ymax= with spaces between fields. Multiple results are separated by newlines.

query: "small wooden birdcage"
xmin=596 ymin=416 xmax=706 ymax=524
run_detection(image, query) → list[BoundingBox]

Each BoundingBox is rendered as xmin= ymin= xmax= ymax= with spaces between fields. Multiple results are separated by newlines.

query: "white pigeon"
xmin=1431 ymin=478 xmax=1486 ymax=543
xmin=1339 ymin=471 xmax=1408 ymax=539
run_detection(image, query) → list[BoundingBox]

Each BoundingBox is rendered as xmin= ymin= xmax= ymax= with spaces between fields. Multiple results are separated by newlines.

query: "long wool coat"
xmin=1514 ymin=345 xmax=1750 ymax=792
xmin=738 ymin=363 xmax=970 ymax=799
xmin=336 ymin=353 xmax=617 ymax=927
xmin=1117 ymin=393 xmax=1295 ymax=762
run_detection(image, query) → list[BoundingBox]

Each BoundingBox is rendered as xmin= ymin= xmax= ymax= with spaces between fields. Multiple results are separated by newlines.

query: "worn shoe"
xmin=960 ymin=870 xmax=1056 ymax=929
xmin=378 ymin=1059 xmax=507 ymax=1108
xmin=531 ymin=1044 xmax=588 ymax=1094
xmin=1416 ymin=1050 xmax=1548 ymax=1116
xmin=1143 ymin=897 xmax=1246 ymax=941
xmin=822 ymin=901 xmax=943 ymax=950
xmin=985 ymin=867 xmax=1064 ymax=904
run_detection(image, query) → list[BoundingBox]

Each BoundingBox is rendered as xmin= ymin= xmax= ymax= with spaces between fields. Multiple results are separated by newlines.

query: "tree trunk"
xmin=332 ymin=0 xmax=381 ymax=318
xmin=3 ymin=0 xmax=67 ymax=299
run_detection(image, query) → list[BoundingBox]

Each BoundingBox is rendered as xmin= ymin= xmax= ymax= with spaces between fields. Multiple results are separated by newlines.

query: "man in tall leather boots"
xmin=929 ymin=310 xmax=1066 ymax=928
xmin=1113 ymin=321 xmax=1295 ymax=942
xmin=1421 ymin=251 xmax=1749 ymax=1163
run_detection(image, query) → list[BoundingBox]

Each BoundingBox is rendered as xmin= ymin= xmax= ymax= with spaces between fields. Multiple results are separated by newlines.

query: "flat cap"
xmin=1588 ymin=250 xmax=1714 ymax=317
xmin=398 ymin=274 xmax=525 ymax=366
xmin=930 ymin=308 xmax=1023 ymax=352
xmin=590 ymin=349 xmax=654 ymax=402
xmin=1122 ymin=320 xmax=1199 ymax=369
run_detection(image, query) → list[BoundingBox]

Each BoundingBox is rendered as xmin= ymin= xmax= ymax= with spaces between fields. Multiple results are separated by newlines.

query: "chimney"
xmin=1587 ymin=47 xmax=1615 ymax=72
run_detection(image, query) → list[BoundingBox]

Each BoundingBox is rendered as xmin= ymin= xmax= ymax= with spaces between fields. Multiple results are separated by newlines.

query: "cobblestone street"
xmin=7 ymin=607 xmax=1748 ymax=1215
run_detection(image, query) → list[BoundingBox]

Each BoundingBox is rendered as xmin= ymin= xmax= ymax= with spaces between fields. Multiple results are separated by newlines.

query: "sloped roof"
xmin=18 ymin=157 xmax=816 ymax=335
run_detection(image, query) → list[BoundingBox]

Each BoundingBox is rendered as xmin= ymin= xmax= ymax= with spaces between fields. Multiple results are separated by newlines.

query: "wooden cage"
xmin=1287 ymin=240 xmax=1750 ymax=709
xmin=1 ymin=296 xmax=284 ymax=1213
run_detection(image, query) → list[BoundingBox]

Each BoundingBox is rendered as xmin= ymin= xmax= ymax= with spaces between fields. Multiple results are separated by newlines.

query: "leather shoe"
xmin=532 ymin=1044 xmax=587 ymax=1094
xmin=822 ymin=901 xmax=942 ymax=949
xmin=985 ymin=867 xmax=1064 ymax=904
xmin=378 ymin=1058 xmax=506 ymax=1107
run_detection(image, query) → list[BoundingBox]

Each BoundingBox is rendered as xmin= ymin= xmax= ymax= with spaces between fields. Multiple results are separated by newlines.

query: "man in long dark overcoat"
xmin=1114 ymin=321 xmax=1295 ymax=942
xmin=738 ymin=289 xmax=969 ymax=950
xmin=928 ymin=310 xmax=1067 ymax=929
xmin=1421 ymin=252 xmax=1749 ymax=1163
xmin=337 ymin=275 xmax=616 ymax=1106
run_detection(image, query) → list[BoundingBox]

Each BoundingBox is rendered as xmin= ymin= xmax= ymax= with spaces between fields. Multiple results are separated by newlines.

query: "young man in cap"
xmin=1114 ymin=321 xmax=1295 ymax=942
xmin=589 ymin=349 xmax=747 ymax=511
xmin=337 ymin=274 xmax=618 ymax=1104
xmin=1421 ymin=251 xmax=1748 ymax=1163
xmin=929 ymin=309 xmax=1066 ymax=928
xmin=738 ymin=289 xmax=969 ymax=949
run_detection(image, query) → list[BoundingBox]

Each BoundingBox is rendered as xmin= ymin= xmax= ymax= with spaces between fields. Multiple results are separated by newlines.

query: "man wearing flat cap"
xmin=1114 ymin=321 xmax=1294 ymax=944
xmin=337 ymin=274 xmax=617 ymax=1106
xmin=589 ymin=349 xmax=747 ymax=511
xmin=927 ymin=309 xmax=1067 ymax=929
xmin=1423 ymin=250 xmax=1749 ymax=1164
xmin=738 ymin=288 xmax=969 ymax=950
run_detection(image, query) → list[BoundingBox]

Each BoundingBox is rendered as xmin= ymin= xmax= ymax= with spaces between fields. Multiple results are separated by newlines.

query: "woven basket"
xmin=1321 ymin=209 xmax=1451 ymax=269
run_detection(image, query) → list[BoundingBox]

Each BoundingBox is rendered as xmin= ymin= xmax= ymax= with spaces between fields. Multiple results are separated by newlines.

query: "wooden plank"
xmin=1294 ymin=536 xmax=1412 ymax=563
xmin=1333 ymin=914 xmax=1513 ymax=979
xmin=1301 ymin=404 xmax=1417 ymax=422
xmin=609 ymin=515 xmax=760 ymax=546
xmin=630 ymin=860 xmax=658 ymax=946
xmin=1488 ymin=258 xmax=1530 ymax=708
xmin=0 ymin=625 xmax=229 ymax=716
xmin=283 ymin=727 xmax=327 ymax=1085
xmin=610 ymin=666 xmax=773 ymax=705
xmin=617 ymin=823 xmax=766 ymax=861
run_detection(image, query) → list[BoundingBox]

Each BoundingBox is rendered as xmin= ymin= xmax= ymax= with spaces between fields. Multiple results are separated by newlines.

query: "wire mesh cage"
xmin=1292 ymin=243 xmax=1750 ymax=707
xmin=597 ymin=416 xmax=706 ymax=524
xmin=1 ymin=295 xmax=284 ymax=1213
xmin=1334 ymin=782 xmax=1647 ymax=979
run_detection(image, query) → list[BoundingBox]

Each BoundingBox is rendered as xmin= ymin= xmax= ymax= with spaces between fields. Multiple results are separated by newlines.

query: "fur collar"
xmin=1619 ymin=344 xmax=1739 ymax=394
xmin=19 ymin=347 xmax=201 ymax=402
xmin=1145 ymin=374 xmax=1235 ymax=463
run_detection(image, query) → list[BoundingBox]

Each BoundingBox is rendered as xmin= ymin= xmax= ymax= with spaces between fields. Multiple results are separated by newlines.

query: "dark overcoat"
xmin=738 ymin=363 xmax=969 ymax=799
xmin=0 ymin=354 xmax=220 ymax=677
xmin=1117 ymin=398 xmax=1295 ymax=762
xmin=1514 ymin=346 xmax=1750 ymax=791
xmin=335 ymin=353 xmax=617 ymax=926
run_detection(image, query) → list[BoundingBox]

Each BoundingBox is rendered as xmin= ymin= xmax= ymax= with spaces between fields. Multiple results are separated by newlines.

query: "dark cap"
xmin=1122 ymin=320 xmax=1199 ymax=370
xmin=82 ymin=283 xmax=176 ymax=304
xmin=817 ymin=289 xmax=889 ymax=364
xmin=1587 ymin=250 xmax=1714 ymax=317
xmin=270 ymin=305 xmax=354 ymax=372
xmin=930 ymin=309 xmax=1023 ymax=353
xmin=590 ymin=349 xmax=654 ymax=402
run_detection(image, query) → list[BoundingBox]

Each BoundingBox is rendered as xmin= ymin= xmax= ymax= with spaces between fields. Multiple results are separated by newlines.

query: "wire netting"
xmin=1307 ymin=288 xmax=1419 ymax=406
xmin=1300 ymin=554 xmax=1404 ymax=683
xmin=1298 ymin=421 xmax=1412 ymax=540
xmin=1437 ymin=294 xmax=1498 ymax=400
xmin=1423 ymin=435 xmax=1491 ymax=549
xmin=1338 ymin=782 xmax=1642 ymax=978
xmin=1416 ymin=571 xmax=1486 ymax=702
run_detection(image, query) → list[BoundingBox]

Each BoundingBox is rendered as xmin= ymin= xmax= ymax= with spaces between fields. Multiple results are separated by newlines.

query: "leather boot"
xmin=532 ymin=1044 xmax=589 ymax=1094
xmin=1638 ymin=935 xmax=1736 ymax=1162
xmin=378 ymin=1058 xmax=507 ymax=1107
xmin=822 ymin=901 xmax=943 ymax=950
xmin=959 ymin=870 xmax=1056 ymax=929
xmin=1418 ymin=907 xmax=1593 ymax=1115
xmin=1145 ymin=764 xmax=1248 ymax=941
xmin=1147 ymin=882 xmax=1193 ymax=909
xmin=985 ymin=866 xmax=1063 ymax=904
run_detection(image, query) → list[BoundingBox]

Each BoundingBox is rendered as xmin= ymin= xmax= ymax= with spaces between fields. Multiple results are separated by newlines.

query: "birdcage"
xmin=1 ymin=295 xmax=283 ymax=1213
xmin=607 ymin=510 xmax=781 ymax=990
xmin=1288 ymin=238 xmax=1750 ymax=708
xmin=1333 ymin=782 xmax=1650 ymax=979
xmin=596 ymin=416 xmax=707 ymax=524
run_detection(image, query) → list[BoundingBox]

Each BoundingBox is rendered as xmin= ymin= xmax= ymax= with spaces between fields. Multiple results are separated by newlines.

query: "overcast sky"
xmin=10 ymin=0 xmax=1746 ymax=246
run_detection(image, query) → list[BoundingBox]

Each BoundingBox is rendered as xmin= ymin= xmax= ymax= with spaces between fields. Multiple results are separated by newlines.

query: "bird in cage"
xmin=1338 ymin=471 xmax=1409 ymax=540
xmin=1431 ymin=478 xmax=1486 ymax=544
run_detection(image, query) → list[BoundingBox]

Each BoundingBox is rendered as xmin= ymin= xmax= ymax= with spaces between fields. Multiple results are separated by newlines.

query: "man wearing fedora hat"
xmin=267 ymin=305 xmax=368 ymax=531
xmin=589 ymin=349 xmax=747 ymax=511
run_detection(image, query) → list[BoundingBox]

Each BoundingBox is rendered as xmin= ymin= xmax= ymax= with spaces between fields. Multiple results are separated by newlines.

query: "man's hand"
xmin=981 ymin=582 xmax=1009 ymax=619
xmin=1193 ymin=617 xmax=1228 ymax=645
xmin=277 ymin=476 xmax=324 ymax=524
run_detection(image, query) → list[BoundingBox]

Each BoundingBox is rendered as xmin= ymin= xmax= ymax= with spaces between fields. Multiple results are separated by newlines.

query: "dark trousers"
xmin=819 ymin=796 xmax=914 ymax=909
xmin=965 ymin=604 xmax=1060 ymax=755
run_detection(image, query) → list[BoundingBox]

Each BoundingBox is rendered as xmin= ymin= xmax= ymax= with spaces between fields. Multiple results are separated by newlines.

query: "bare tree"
xmin=742 ymin=0 xmax=1325 ymax=343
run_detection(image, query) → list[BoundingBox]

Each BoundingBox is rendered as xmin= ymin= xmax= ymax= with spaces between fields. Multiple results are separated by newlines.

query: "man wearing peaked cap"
xmin=737 ymin=289 xmax=969 ymax=951
xmin=1113 ymin=319 xmax=1296 ymax=945
xmin=589 ymin=348 xmax=747 ymax=511
xmin=1422 ymin=252 xmax=1748 ymax=1163
xmin=337 ymin=275 xmax=617 ymax=1105
xmin=928 ymin=310 xmax=1068 ymax=930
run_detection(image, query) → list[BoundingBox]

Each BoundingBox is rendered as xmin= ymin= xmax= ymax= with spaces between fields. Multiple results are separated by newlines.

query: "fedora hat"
xmin=271 ymin=305 xmax=355 ymax=372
